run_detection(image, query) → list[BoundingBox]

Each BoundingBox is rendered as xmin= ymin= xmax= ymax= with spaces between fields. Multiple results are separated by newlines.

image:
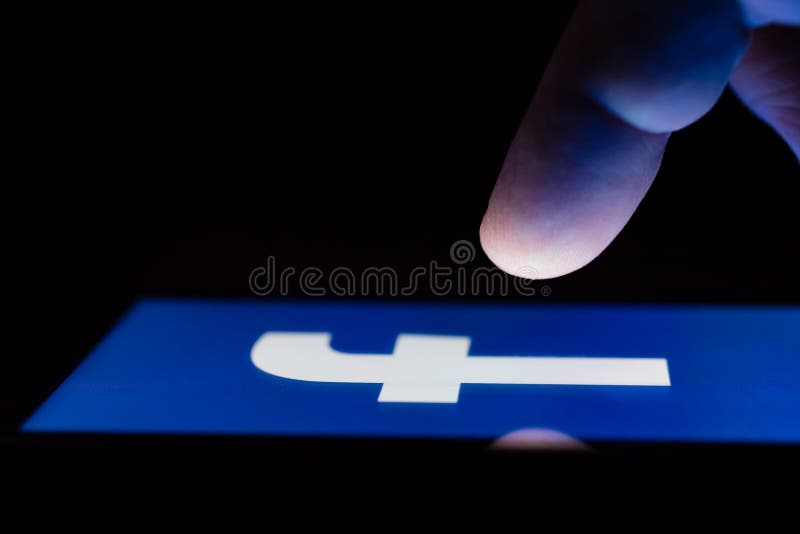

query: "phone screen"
xmin=23 ymin=299 xmax=800 ymax=444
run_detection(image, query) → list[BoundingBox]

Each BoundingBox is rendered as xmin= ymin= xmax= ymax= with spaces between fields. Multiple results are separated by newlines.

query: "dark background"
xmin=5 ymin=2 xmax=799 ymax=427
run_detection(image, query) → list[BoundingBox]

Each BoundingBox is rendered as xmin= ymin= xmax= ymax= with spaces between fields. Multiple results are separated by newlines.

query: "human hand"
xmin=480 ymin=0 xmax=799 ymax=279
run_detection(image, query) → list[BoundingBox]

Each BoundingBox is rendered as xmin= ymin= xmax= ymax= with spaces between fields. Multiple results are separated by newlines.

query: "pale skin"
xmin=480 ymin=0 xmax=800 ymax=280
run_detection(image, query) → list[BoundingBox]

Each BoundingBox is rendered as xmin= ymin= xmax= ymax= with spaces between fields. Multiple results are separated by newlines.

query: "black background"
xmin=4 ymin=2 xmax=799 ymax=486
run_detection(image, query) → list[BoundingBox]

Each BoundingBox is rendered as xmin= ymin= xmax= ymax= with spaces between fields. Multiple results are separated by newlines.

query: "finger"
xmin=730 ymin=25 xmax=800 ymax=160
xmin=480 ymin=1 xmax=777 ymax=279
xmin=739 ymin=0 xmax=800 ymax=26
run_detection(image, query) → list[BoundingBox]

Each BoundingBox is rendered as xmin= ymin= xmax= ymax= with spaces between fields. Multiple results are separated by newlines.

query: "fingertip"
xmin=479 ymin=88 xmax=667 ymax=282
xmin=479 ymin=206 xmax=605 ymax=281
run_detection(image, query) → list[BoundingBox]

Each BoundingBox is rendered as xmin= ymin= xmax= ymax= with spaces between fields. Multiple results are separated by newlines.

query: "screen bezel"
xmin=5 ymin=432 xmax=799 ymax=491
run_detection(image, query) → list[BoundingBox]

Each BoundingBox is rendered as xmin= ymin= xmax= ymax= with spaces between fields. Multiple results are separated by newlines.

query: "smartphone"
xmin=9 ymin=298 xmax=800 ymax=491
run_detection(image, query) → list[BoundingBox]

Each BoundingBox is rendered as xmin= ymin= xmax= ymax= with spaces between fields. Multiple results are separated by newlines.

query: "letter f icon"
xmin=252 ymin=333 xmax=670 ymax=403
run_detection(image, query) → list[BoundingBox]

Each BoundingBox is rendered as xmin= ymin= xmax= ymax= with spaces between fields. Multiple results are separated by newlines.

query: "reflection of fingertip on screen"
xmin=23 ymin=299 xmax=800 ymax=444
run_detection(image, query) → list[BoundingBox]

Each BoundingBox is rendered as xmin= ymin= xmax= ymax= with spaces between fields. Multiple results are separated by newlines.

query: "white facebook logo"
xmin=251 ymin=332 xmax=671 ymax=403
